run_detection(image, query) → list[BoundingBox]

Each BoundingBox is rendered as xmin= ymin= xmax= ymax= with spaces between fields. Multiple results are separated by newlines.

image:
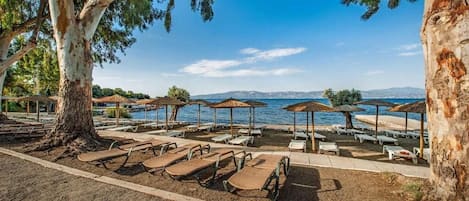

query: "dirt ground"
xmin=0 ymin=153 xmax=164 ymax=201
xmin=182 ymin=126 xmax=430 ymax=167
xmin=1 ymin=137 xmax=427 ymax=201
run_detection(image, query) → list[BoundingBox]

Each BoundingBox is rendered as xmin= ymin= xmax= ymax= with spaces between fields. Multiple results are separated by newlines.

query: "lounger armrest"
xmin=188 ymin=144 xmax=204 ymax=159
xmin=108 ymin=141 xmax=120 ymax=150
xmin=237 ymin=152 xmax=252 ymax=171
xmin=214 ymin=150 xmax=235 ymax=168
xmin=161 ymin=142 xmax=178 ymax=155
xmin=202 ymin=144 xmax=211 ymax=154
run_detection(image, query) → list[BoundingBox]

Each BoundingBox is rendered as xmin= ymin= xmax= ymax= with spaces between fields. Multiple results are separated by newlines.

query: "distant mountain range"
xmin=192 ymin=87 xmax=425 ymax=99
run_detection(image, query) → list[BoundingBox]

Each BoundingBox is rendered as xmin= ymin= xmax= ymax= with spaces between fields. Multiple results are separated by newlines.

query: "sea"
xmin=130 ymin=99 xmax=425 ymax=126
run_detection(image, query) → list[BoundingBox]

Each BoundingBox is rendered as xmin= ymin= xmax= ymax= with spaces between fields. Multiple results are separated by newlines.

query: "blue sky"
xmin=93 ymin=0 xmax=424 ymax=97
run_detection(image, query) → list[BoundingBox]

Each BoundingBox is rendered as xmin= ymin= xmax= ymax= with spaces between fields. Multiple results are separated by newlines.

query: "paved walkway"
xmin=99 ymin=130 xmax=430 ymax=178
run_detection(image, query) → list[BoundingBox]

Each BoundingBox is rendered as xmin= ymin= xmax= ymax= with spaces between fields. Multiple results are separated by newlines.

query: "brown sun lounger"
xmin=142 ymin=143 xmax=209 ymax=173
xmin=223 ymin=154 xmax=290 ymax=201
xmin=165 ymin=149 xmax=247 ymax=186
xmin=77 ymin=139 xmax=170 ymax=169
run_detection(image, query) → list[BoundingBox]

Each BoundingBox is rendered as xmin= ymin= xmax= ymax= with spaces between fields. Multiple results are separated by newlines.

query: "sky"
xmin=92 ymin=0 xmax=425 ymax=97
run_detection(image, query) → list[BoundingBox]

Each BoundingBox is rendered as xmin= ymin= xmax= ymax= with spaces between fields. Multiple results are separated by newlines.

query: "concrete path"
xmin=99 ymin=130 xmax=430 ymax=178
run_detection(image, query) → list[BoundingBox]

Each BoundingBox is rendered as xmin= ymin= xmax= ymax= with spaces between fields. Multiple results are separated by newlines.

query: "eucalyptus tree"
xmin=33 ymin=0 xmax=214 ymax=157
xmin=167 ymin=85 xmax=190 ymax=121
xmin=343 ymin=0 xmax=468 ymax=199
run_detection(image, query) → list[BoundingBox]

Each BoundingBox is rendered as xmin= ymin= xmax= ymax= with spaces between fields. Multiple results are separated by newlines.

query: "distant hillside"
xmin=192 ymin=87 xmax=425 ymax=99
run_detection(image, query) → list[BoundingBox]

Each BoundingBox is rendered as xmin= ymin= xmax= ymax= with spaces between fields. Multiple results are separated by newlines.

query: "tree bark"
xmin=33 ymin=0 xmax=113 ymax=156
xmin=343 ymin=111 xmax=354 ymax=129
xmin=170 ymin=105 xmax=180 ymax=121
xmin=421 ymin=0 xmax=469 ymax=200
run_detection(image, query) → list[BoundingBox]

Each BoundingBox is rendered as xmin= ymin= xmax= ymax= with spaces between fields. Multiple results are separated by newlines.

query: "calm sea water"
xmin=130 ymin=99 xmax=425 ymax=126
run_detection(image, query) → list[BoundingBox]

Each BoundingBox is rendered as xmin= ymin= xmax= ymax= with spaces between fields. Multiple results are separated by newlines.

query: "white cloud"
xmin=161 ymin=73 xmax=184 ymax=77
xmin=365 ymin=70 xmax=384 ymax=76
xmin=398 ymin=51 xmax=422 ymax=57
xmin=397 ymin=43 xmax=420 ymax=51
xmin=180 ymin=47 xmax=306 ymax=77
xmin=240 ymin=48 xmax=260 ymax=55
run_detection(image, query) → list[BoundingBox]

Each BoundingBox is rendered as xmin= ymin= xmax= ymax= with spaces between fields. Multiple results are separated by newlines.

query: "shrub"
xmin=105 ymin=107 xmax=131 ymax=118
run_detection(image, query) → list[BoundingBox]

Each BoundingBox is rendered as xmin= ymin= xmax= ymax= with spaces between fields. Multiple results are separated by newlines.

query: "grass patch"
xmin=402 ymin=182 xmax=423 ymax=201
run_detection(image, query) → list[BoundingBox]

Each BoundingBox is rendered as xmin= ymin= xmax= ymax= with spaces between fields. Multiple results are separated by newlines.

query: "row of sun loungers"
xmin=78 ymin=140 xmax=290 ymax=199
xmin=383 ymin=145 xmax=418 ymax=164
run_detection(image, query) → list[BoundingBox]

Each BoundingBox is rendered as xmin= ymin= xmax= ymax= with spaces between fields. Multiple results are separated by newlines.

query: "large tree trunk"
xmin=0 ymin=37 xmax=12 ymax=117
xmin=170 ymin=105 xmax=180 ymax=121
xmin=343 ymin=111 xmax=354 ymax=129
xmin=34 ymin=0 xmax=113 ymax=156
xmin=421 ymin=0 xmax=469 ymax=200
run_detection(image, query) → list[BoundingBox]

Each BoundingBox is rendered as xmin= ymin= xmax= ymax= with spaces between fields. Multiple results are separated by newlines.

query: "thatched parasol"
xmin=333 ymin=104 xmax=365 ymax=128
xmin=245 ymin=100 xmax=267 ymax=135
xmin=189 ymin=99 xmax=211 ymax=127
xmin=211 ymin=98 xmax=251 ymax=136
xmin=284 ymin=101 xmax=334 ymax=152
xmin=355 ymin=99 xmax=396 ymax=137
xmin=389 ymin=101 xmax=427 ymax=158
xmin=136 ymin=99 xmax=155 ymax=122
xmin=148 ymin=97 xmax=185 ymax=130
xmin=94 ymin=94 xmax=135 ymax=126
xmin=17 ymin=95 xmax=55 ymax=121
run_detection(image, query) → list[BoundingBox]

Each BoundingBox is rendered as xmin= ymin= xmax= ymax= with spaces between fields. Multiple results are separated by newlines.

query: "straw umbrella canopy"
xmin=333 ymin=104 xmax=365 ymax=128
xmin=244 ymin=100 xmax=267 ymax=134
xmin=389 ymin=101 xmax=426 ymax=158
xmin=284 ymin=101 xmax=335 ymax=152
xmin=355 ymin=99 xmax=396 ymax=137
xmin=211 ymin=98 xmax=251 ymax=136
xmin=17 ymin=95 xmax=55 ymax=121
xmin=148 ymin=97 xmax=185 ymax=130
xmin=94 ymin=94 xmax=135 ymax=126
xmin=189 ymin=99 xmax=211 ymax=127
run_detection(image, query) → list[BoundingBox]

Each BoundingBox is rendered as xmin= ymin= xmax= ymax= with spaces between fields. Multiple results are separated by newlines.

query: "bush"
xmin=105 ymin=107 xmax=131 ymax=118
xmin=5 ymin=102 xmax=23 ymax=112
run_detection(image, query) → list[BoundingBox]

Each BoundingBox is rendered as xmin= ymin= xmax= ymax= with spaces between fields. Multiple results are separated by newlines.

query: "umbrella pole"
xmin=306 ymin=112 xmax=309 ymax=134
xmin=116 ymin=102 xmax=120 ymax=126
xmin=248 ymin=107 xmax=252 ymax=135
xmin=36 ymin=100 xmax=39 ymax=122
xmin=5 ymin=100 xmax=8 ymax=116
xmin=230 ymin=108 xmax=233 ymax=137
xmin=405 ymin=112 xmax=408 ymax=133
xmin=165 ymin=105 xmax=168 ymax=131
xmin=253 ymin=107 xmax=256 ymax=128
xmin=293 ymin=112 xmax=296 ymax=133
xmin=419 ymin=113 xmax=424 ymax=158
xmin=375 ymin=105 xmax=379 ymax=138
xmin=312 ymin=112 xmax=316 ymax=152
xmin=155 ymin=107 xmax=159 ymax=128
xmin=213 ymin=108 xmax=217 ymax=128
xmin=198 ymin=104 xmax=201 ymax=127
xmin=27 ymin=101 xmax=30 ymax=116
xmin=144 ymin=104 xmax=147 ymax=122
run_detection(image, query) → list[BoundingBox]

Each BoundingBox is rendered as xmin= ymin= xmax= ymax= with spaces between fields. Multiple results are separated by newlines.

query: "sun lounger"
xmin=288 ymin=140 xmax=306 ymax=152
xmin=384 ymin=130 xmax=405 ymax=138
xmin=144 ymin=130 xmax=168 ymax=135
xmin=78 ymin=139 xmax=170 ymax=169
xmin=211 ymin=134 xmax=233 ymax=143
xmin=228 ymin=136 xmax=254 ymax=146
xmin=377 ymin=135 xmax=399 ymax=145
xmin=336 ymin=128 xmax=353 ymax=135
xmin=107 ymin=126 xmax=138 ymax=132
xmin=318 ymin=141 xmax=340 ymax=155
xmin=141 ymin=122 xmax=164 ymax=129
xmin=165 ymin=149 xmax=246 ymax=186
xmin=293 ymin=131 xmax=326 ymax=141
xmin=309 ymin=133 xmax=326 ymax=141
xmin=354 ymin=134 xmax=378 ymax=143
xmin=406 ymin=132 xmax=420 ymax=139
xmin=413 ymin=147 xmax=431 ymax=162
xmin=185 ymin=125 xmax=198 ymax=132
xmin=383 ymin=145 xmax=418 ymax=164
xmin=142 ymin=143 xmax=207 ymax=173
xmin=166 ymin=130 xmax=185 ymax=138
xmin=198 ymin=125 xmax=213 ymax=132
xmin=223 ymin=154 xmax=290 ymax=201
xmin=348 ymin=129 xmax=366 ymax=134
xmin=238 ymin=129 xmax=262 ymax=136
xmin=95 ymin=125 xmax=118 ymax=130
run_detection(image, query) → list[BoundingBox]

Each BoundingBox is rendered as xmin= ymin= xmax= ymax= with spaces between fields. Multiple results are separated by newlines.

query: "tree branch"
xmin=79 ymin=0 xmax=114 ymax=40
xmin=0 ymin=42 xmax=37 ymax=74
xmin=49 ymin=0 xmax=75 ymax=40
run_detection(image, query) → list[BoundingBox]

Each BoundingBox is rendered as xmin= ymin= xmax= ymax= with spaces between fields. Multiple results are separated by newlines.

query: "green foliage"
xmin=168 ymin=85 xmax=190 ymax=102
xmin=4 ymin=37 xmax=59 ymax=97
xmin=341 ymin=0 xmax=417 ymax=20
xmin=402 ymin=182 xmax=423 ymax=201
xmin=0 ymin=1 xmax=40 ymax=31
xmin=105 ymin=107 xmax=131 ymax=119
xmin=91 ymin=85 xmax=150 ymax=99
xmin=323 ymin=88 xmax=362 ymax=107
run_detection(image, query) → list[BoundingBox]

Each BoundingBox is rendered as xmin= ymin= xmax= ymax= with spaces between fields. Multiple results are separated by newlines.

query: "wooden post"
xmin=213 ymin=108 xmax=217 ymax=128
xmin=26 ymin=101 xmax=30 ymax=115
xmin=36 ymin=100 xmax=39 ymax=122
xmin=312 ymin=112 xmax=316 ymax=152
xmin=293 ymin=112 xmax=296 ymax=133
xmin=230 ymin=108 xmax=233 ymax=136
xmin=253 ymin=107 xmax=256 ymax=128
xmin=4 ymin=100 xmax=8 ymax=116
xmin=375 ymin=105 xmax=379 ymax=137
xmin=419 ymin=113 xmax=424 ymax=158
xmin=197 ymin=104 xmax=201 ymax=127
xmin=144 ymin=104 xmax=147 ymax=122
xmin=306 ymin=111 xmax=309 ymax=134
xmin=405 ymin=112 xmax=408 ymax=133
xmin=155 ymin=106 xmax=159 ymax=128
xmin=248 ymin=107 xmax=252 ymax=135
xmin=116 ymin=102 xmax=120 ymax=126
xmin=165 ymin=105 xmax=168 ymax=130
